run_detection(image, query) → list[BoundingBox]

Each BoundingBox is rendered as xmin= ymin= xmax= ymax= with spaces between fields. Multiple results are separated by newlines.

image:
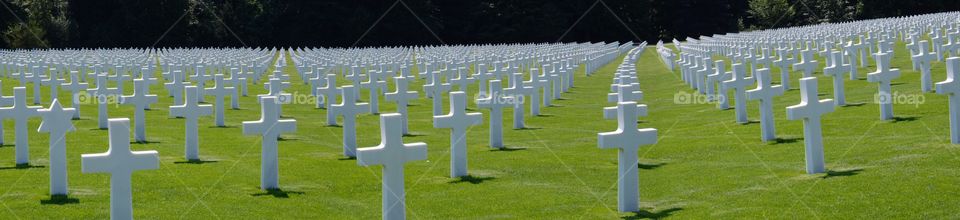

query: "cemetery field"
xmin=1 ymin=43 xmax=959 ymax=219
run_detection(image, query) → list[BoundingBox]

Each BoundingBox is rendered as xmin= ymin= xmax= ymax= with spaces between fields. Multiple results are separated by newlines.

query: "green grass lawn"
xmin=0 ymin=42 xmax=958 ymax=219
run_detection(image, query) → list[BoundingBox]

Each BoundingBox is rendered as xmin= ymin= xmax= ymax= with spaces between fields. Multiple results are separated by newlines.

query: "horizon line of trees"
xmin=1 ymin=0 xmax=958 ymax=49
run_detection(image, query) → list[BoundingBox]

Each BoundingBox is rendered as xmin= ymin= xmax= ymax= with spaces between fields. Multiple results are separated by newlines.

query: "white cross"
xmin=260 ymin=77 xmax=292 ymax=117
xmin=867 ymin=51 xmax=901 ymax=120
xmin=81 ymin=118 xmax=159 ymax=220
xmin=62 ymin=71 xmax=88 ymax=119
xmin=525 ymin=68 xmax=549 ymax=116
xmin=746 ymin=68 xmax=784 ymax=142
xmin=25 ymin=71 xmax=43 ymax=104
xmin=424 ymin=71 xmax=451 ymax=116
xmin=170 ymin=86 xmax=213 ymax=161
xmin=193 ymin=66 xmax=212 ymax=103
xmin=912 ymin=40 xmax=938 ymax=93
xmin=448 ymin=68 xmax=474 ymax=91
xmin=0 ymin=87 xmax=41 ymax=164
xmin=164 ymin=70 xmax=190 ymax=106
xmin=603 ymin=84 xmax=647 ymax=120
xmin=721 ymin=63 xmax=754 ymax=123
xmin=226 ymin=70 xmax=244 ymax=109
xmin=243 ymin=96 xmax=297 ymax=190
xmin=109 ymin=71 xmax=131 ymax=98
xmin=822 ymin=50 xmax=849 ymax=106
xmin=793 ymin=49 xmax=819 ymax=78
xmin=357 ymin=113 xmax=427 ymax=220
xmin=38 ymin=99 xmax=75 ymax=195
xmin=504 ymin=72 xmax=533 ymax=129
xmin=433 ymin=91 xmax=482 ymax=177
xmin=786 ymin=77 xmax=835 ymax=174
xmin=120 ymin=79 xmax=158 ymax=142
xmin=312 ymin=72 xmax=336 ymax=106
xmin=360 ymin=73 xmax=387 ymax=114
xmin=937 ymin=57 xmax=960 ymax=144
xmin=205 ymin=74 xmax=236 ymax=127
xmin=598 ymin=101 xmax=657 ymax=212
xmin=41 ymin=73 xmax=63 ymax=104
xmin=477 ymin=80 xmax=512 ymax=149
xmin=384 ymin=76 xmax=419 ymax=134
xmin=330 ymin=85 xmax=370 ymax=157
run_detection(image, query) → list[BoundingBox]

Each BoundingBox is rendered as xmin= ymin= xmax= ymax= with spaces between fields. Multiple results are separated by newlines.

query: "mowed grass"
xmin=0 ymin=42 xmax=957 ymax=219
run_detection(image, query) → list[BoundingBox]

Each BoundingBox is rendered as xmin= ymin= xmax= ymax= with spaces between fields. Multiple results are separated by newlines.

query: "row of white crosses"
xmin=597 ymin=44 xmax=658 ymax=212
xmin=0 ymin=42 xmax=629 ymax=219
xmin=669 ymin=12 xmax=960 ymax=174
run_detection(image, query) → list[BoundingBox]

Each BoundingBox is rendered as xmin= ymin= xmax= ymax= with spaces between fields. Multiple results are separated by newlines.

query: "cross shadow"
xmin=88 ymin=127 xmax=108 ymax=131
xmin=0 ymin=164 xmax=45 ymax=170
xmin=622 ymin=207 xmax=683 ymax=220
xmin=638 ymin=162 xmax=665 ymax=170
xmin=891 ymin=116 xmax=919 ymax=123
xmin=822 ymin=168 xmax=863 ymax=179
xmin=337 ymin=156 xmax=357 ymax=161
xmin=891 ymin=82 xmax=907 ymax=86
xmin=131 ymin=140 xmax=161 ymax=145
xmin=209 ymin=125 xmax=238 ymax=128
xmin=772 ymin=137 xmax=801 ymax=144
xmin=548 ymin=104 xmax=565 ymax=107
xmin=403 ymin=133 xmax=428 ymax=137
xmin=490 ymin=146 xmax=527 ymax=152
xmin=448 ymin=175 xmax=496 ymax=184
xmin=817 ymin=93 xmax=828 ymax=97
xmin=326 ymin=124 xmax=343 ymax=128
xmin=251 ymin=188 xmax=305 ymax=198
xmin=537 ymin=114 xmax=556 ymax=117
xmin=514 ymin=127 xmax=542 ymax=130
xmin=739 ymin=120 xmax=760 ymax=125
xmin=277 ymin=137 xmax=298 ymax=141
xmin=173 ymin=159 xmax=219 ymax=164
xmin=842 ymin=102 xmax=867 ymax=107
xmin=40 ymin=195 xmax=79 ymax=205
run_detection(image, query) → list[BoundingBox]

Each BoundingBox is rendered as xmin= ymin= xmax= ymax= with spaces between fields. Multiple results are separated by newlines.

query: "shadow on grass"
xmin=0 ymin=164 xmax=45 ymax=170
xmin=514 ymin=127 xmax=542 ymax=130
xmin=842 ymin=102 xmax=867 ymax=107
xmin=209 ymin=125 xmax=238 ymax=129
xmin=622 ymin=207 xmax=683 ymax=220
xmin=739 ymin=120 xmax=760 ymax=125
xmin=638 ymin=162 xmax=665 ymax=170
xmin=772 ymin=137 xmax=801 ymax=144
xmin=337 ymin=157 xmax=357 ymax=161
xmin=891 ymin=82 xmax=907 ymax=86
xmin=173 ymin=159 xmax=220 ymax=165
xmin=891 ymin=116 xmax=919 ymax=123
xmin=326 ymin=124 xmax=343 ymax=128
xmin=131 ymin=140 xmax=161 ymax=145
xmin=448 ymin=175 xmax=496 ymax=184
xmin=822 ymin=168 xmax=863 ymax=179
xmin=537 ymin=114 xmax=556 ymax=117
xmin=277 ymin=137 xmax=298 ymax=141
xmin=403 ymin=133 xmax=428 ymax=137
xmin=490 ymin=146 xmax=526 ymax=152
xmin=40 ymin=195 xmax=79 ymax=205
xmin=251 ymin=188 xmax=305 ymax=198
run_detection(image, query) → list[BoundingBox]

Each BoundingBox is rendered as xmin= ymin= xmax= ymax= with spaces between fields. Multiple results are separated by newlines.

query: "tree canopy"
xmin=0 ymin=0 xmax=958 ymax=48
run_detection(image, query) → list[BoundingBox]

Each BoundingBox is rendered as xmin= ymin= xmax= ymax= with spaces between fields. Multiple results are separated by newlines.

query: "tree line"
xmin=1 ymin=0 xmax=958 ymax=49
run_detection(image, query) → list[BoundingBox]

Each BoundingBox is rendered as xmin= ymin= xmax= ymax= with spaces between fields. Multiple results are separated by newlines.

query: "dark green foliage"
xmin=1 ymin=0 xmax=959 ymax=48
